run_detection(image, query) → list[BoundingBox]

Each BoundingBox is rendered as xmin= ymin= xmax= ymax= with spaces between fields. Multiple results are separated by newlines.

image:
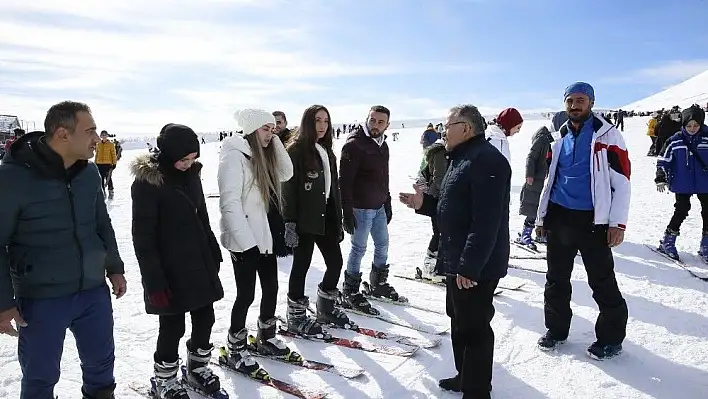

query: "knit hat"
xmin=682 ymin=105 xmax=706 ymax=127
xmin=564 ymin=82 xmax=595 ymax=102
xmin=234 ymin=108 xmax=275 ymax=136
xmin=156 ymin=123 xmax=200 ymax=166
xmin=496 ymin=108 xmax=523 ymax=135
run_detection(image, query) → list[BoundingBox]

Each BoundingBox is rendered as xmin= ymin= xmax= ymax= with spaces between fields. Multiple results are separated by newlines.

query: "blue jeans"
xmin=346 ymin=206 xmax=389 ymax=274
xmin=18 ymin=284 xmax=116 ymax=399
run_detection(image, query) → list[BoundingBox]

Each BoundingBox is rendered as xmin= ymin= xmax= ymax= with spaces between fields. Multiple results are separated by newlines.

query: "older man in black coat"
xmin=400 ymin=104 xmax=511 ymax=399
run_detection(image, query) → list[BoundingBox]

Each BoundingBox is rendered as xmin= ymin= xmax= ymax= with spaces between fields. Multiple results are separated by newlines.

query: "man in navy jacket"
xmin=400 ymin=104 xmax=511 ymax=399
xmin=0 ymin=101 xmax=126 ymax=399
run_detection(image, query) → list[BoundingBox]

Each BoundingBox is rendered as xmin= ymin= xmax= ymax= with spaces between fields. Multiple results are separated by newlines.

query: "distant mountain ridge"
xmin=622 ymin=69 xmax=708 ymax=111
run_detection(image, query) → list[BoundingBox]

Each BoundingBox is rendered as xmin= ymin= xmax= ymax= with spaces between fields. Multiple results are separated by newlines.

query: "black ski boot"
xmin=185 ymin=340 xmax=220 ymax=394
xmin=153 ymin=359 xmax=189 ymax=399
xmin=368 ymin=265 xmax=404 ymax=302
xmin=339 ymin=271 xmax=379 ymax=315
xmin=286 ymin=296 xmax=326 ymax=337
xmin=256 ymin=317 xmax=302 ymax=362
xmin=316 ymin=284 xmax=357 ymax=329
xmin=223 ymin=328 xmax=268 ymax=379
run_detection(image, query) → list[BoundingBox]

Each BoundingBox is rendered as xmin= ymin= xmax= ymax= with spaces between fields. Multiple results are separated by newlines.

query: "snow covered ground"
xmin=1 ymin=115 xmax=707 ymax=399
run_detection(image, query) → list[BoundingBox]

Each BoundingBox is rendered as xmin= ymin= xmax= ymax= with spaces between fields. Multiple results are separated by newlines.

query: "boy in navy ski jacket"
xmin=655 ymin=105 xmax=708 ymax=261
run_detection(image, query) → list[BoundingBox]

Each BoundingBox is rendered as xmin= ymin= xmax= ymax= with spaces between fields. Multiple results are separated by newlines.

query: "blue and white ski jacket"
xmin=656 ymin=126 xmax=708 ymax=194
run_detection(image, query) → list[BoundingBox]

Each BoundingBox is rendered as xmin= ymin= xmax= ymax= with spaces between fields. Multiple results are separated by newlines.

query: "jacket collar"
xmin=449 ymin=134 xmax=485 ymax=158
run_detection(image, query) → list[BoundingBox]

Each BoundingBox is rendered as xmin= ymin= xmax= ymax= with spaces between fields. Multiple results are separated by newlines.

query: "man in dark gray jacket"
xmin=0 ymin=101 xmax=126 ymax=399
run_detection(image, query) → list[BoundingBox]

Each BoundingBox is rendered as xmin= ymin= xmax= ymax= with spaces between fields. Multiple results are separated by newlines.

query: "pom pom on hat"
xmin=496 ymin=108 xmax=523 ymax=135
xmin=234 ymin=108 xmax=275 ymax=136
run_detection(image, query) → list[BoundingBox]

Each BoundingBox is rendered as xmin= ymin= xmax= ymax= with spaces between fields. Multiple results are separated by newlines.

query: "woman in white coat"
xmin=486 ymin=107 xmax=524 ymax=163
xmin=217 ymin=108 xmax=297 ymax=378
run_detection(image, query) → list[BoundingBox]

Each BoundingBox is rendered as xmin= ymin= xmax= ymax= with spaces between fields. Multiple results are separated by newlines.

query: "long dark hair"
xmin=288 ymin=105 xmax=335 ymax=170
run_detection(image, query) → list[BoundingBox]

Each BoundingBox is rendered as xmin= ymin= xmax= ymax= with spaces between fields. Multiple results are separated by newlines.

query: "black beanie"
xmin=682 ymin=106 xmax=706 ymax=127
xmin=156 ymin=123 xmax=200 ymax=166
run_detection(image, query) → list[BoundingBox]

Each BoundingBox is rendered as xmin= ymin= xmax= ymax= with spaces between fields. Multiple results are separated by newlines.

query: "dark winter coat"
xmin=278 ymin=128 xmax=293 ymax=146
xmin=283 ymin=143 xmax=343 ymax=236
xmin=0 ymin=132 xmax=124 ymax=312
xmin=417 ymin=134 xmax=511 ymax=281
xmin=339 ymin=128 xmax=391 ymax=212
xmin=520 ymin=126 xmax=553 ymax=217
xmin=421 ymin=141 xmax=447 ymax=198
xmin=130 ymin=154 xmax=224 ymax=315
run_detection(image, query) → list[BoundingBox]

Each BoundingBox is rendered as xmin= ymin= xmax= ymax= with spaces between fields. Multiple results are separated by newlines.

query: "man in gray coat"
xmin=0 ymin=101 xmax=126 ymax=399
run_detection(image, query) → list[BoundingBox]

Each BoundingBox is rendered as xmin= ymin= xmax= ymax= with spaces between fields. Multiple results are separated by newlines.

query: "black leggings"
xmin=288 ymin=230 xmax=343 ymax=300
xmin=428 ymin=216 xmax=440 ymax=252
xmin=229 ymin=252 xmax=278 ymax=333
xmin=155 ymin=305 xmax=215 ymax=363
xmin=667 ymin=193 xmax=708 ymax=233
xmin=96 ymin=164 xmax=113 ymax=191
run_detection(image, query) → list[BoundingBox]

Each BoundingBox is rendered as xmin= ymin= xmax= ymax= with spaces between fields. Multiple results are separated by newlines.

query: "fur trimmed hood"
xmin=130 ymin=153 xmax=202 ymax=187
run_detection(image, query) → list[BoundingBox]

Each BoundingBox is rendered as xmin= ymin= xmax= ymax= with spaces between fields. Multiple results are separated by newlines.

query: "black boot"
xmin=438 ymin=375 xmax=461 ymax=392
xmin=439 ymin=374 xmax=492 ymax=394
xmin=368 ymin=264 xmax=403 ymax=301
xmin=185 ymin=340 xmax=220 ymax=394
xmin=339 ymin=271 xmax=379 ymax=315
xmin=316 ymin=284 xmax=357 ymax=329
xmin=81 ymin=383 xmax=116 ymax=399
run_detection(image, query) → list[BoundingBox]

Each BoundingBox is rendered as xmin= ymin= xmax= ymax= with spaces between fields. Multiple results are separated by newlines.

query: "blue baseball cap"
xmin=564 ymin=82 xmax=595 ymax=102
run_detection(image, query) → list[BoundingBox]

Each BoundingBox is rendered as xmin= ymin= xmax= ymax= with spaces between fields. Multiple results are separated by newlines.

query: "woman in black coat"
xmin=283 ymin=105 xmax=354 ymax=336
xmin=517 ymin=125 xmax=554 ymax=248
xmin=131 ymin=124 xmax=224 ymax=399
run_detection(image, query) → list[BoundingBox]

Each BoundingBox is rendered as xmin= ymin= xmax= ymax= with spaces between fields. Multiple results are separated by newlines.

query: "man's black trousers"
xmin=446 ymin=275 xmax=498 ymax=399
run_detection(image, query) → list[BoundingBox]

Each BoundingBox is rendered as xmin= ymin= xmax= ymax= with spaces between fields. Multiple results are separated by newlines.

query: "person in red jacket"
xmin=4 ymin=128 xmax=25 ymax=153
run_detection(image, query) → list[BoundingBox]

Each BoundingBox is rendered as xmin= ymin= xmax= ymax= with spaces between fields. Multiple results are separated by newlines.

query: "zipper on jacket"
xmin=66 ymin=183 xmax=85 ymax=291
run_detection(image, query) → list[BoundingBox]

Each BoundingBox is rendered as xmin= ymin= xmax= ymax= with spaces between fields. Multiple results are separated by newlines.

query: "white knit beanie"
xmin=234 ymin=108 xmax=275 ymax=136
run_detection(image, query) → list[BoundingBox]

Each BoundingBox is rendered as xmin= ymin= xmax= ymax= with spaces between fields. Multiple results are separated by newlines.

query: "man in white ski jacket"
xmin=535 ymin=82 xmax=630 ymax=361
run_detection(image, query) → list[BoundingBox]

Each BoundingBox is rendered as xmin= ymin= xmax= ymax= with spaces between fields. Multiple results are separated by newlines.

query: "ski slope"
xmin=623 ymin=69 xmax=708 ymax=111
xmin=1 ymin=116 xmax=707 ymax=399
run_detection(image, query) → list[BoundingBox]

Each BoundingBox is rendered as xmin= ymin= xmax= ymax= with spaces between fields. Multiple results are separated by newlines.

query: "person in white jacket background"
xmin=485 ymin=107 xmax=524 ymax=163
xmin=217 ymin=108 xmax=296 ymax=379
xmin=534 ymin=82 xmax=630 ymax=361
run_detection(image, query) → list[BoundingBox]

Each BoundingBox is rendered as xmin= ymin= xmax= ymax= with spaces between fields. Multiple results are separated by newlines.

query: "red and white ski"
xmin=277 ymin=326 xmax=419 ymax=357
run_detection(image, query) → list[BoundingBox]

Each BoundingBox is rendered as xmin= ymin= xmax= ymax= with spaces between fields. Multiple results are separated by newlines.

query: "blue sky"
xmin=1 ymin=0 xmax=707 ymax=136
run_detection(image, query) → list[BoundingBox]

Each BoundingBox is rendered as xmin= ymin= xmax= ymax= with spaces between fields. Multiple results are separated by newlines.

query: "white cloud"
xmin=0 ymin=0 xmax=496 ymax=136
xmin=601 ymin=60 xmax=708 ymax=85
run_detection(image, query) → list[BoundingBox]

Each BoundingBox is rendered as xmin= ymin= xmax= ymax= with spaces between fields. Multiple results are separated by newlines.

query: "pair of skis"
xmin=644 ymin=243 xmax=708 ymax=281
xmin=511 ymin=240 xmax=547 ymax=259
xmin=333 ymin=290 xmax=449 ymax=335
xmin=394 ymin=267 xmax=529 ymax=295
xmin=276 ymin=313 xmax=431 ymax=356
